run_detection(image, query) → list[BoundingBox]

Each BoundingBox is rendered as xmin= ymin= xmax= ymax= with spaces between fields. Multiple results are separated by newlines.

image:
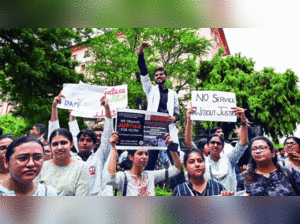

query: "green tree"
xmin=195 ymin=48 xmax=300 ymax=142
xmin=0 ymin=114 xmax=29 ymax=138
xmin=85 ymin=28 xmax=212 ymax=135
xmin=0 ymin=28 xmax=93 ymax=131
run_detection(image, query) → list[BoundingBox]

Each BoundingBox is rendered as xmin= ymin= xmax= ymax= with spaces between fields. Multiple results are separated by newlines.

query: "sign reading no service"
xmin=191 ymin=91 xmax=237 ymax=122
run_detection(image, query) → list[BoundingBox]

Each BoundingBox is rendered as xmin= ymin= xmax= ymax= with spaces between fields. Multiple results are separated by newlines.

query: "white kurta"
xmin=140 ymin=74 xmax=179 ymax=144
xmin=204 ymin=142 xmax=248 ymax=192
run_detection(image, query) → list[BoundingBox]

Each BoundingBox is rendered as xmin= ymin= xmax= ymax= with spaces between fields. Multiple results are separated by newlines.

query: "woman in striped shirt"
xmin=173 ymin=148 xmax=231 ymax=196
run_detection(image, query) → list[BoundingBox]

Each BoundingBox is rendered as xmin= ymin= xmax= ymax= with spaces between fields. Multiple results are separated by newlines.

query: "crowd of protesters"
xmin=0 ymin=42 xmax=300 ymax=196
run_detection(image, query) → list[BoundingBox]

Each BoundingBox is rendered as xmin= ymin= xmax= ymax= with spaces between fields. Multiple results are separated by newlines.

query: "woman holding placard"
xmin=185 ymin=106 xmax=248 ymax=192
xmin=107 ymin=132 xmax=183 ymax=196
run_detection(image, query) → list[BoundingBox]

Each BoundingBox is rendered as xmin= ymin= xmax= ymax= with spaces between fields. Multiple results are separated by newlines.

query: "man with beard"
xmin=138 ymin=42 xmax=180 ymax=170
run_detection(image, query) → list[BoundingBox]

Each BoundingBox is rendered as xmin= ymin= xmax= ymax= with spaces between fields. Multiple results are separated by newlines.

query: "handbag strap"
xmin=165 ymin=169 xmax=169 ymax=180
xmin=122 ymin=172 xmax=128 ymax=196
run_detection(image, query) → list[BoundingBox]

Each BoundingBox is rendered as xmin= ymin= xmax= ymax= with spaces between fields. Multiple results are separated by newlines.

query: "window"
xmin=73 ymin=54 xmax=77 ymax=60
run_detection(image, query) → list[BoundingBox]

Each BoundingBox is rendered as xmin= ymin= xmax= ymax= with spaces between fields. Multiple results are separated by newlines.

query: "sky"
xmin=223 ymin=28 xmax=300 ymax=141
xmin=224 ymin=28 xmax=300 ymax=77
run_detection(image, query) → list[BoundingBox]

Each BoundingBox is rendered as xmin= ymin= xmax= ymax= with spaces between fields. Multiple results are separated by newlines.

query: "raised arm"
xmin=51 ymin=91 xmax=64 ymax=122
xmin=107 ymin=132 xmax=119 ymax=175
xmin=68 ymin=110 xmax=80 ymax=153
xmin=232 ymin=107 xmax=248 ymax=146
xmin=96 ymin=96 xmax=114 ymax=161
xmin=48 ymin=92 xmax=64 ymax=139
xmin=101 ymin=95 xmax=112 ymax=119
xmin=185 ymin=107 xmax=196 ymax=149
xmin=166 ymin=134 xmax=183 ymax=171
xmin=227 ymin=107 xmax=249 ymax=166
xmin=138 ymin=42 xmax=150 ymax=76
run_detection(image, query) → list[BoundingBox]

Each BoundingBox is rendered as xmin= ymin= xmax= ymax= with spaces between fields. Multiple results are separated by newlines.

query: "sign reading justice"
xmin=115 ymin=109 xmax=169 ymax=150
xmin=57 ymin=81 xmax=127 ymax=118
xmin=191 ymin=91 xmax=237 ymax=122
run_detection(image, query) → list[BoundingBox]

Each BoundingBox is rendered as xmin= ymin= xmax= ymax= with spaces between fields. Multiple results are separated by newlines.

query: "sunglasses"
xmin=209 ymin=141 xmax=222 ymax=146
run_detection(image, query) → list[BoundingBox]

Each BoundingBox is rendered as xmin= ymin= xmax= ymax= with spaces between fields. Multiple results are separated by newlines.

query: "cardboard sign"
xmin=56 ymin=82 xmax=127 ymax=118
xmin=115 ymin=109 xmax=169 ymax=150
xmin=191 ymin=91 xmax=237 ymax=122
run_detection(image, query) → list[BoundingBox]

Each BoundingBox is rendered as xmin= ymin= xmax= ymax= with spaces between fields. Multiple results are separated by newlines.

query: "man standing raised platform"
xmin=138 ymin=42 xmax=180 ymax=170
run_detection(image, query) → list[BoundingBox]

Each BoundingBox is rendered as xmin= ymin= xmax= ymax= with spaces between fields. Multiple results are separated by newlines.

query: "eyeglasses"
xmin=11 ymin=154 xmax=44 ymax=165
xmin=251 ymin=146 xmax=269 ymax=152
xmin=284 ymin=142 xmax=297 ymax=146
xmin=0 ymin=145 xmax=7 ymax=151
xmin=209 ymin=141 xmax=222 ymax=146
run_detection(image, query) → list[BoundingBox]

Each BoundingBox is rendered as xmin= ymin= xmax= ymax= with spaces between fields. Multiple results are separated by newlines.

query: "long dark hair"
xmin=246 ymin=136 xmax=278 ymax=184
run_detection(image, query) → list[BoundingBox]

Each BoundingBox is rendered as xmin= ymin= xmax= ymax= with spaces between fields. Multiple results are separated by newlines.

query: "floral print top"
xmin=107 ymin=166 xmax=181 ymax=196
xmin=237 ymin=167 xmax=300 ymax=196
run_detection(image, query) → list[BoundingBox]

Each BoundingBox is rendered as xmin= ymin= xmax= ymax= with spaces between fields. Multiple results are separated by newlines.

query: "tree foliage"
xmin=0 ymin=114 xmax=29 ymax=138
xmin=0 ymin=28 xmax=93 ymax=130
xmin=196 ymin=48 xmax=300 ymax=142
xmin=85 ymin=28 xmax=212 ymax=135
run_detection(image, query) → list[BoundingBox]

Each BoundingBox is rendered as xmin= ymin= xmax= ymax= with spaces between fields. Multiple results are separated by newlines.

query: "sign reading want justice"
xmin=191 ymin=91 xmax=237 ymax=122
xmin=57 ymin=81 xmax=128 ymax=118
xmin=115 ymin=109 xmax=169 ymax=150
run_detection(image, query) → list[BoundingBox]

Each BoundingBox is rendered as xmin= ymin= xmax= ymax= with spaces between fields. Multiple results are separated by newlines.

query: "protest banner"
xmin=56 ymin=82 xmax=127 ymax=118
xmin=191 ymin=91 xmax=237 ymax=122
xmin=115 ymin=109 xmax=169 ymax=150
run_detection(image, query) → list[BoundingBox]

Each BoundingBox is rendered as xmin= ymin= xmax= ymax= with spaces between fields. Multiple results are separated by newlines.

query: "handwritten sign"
xmin=57 ymin=82 xmax=127 ymax=118
xmin=191 ymin=91 xmax=237 ymax=122
xmin=116 ymin=109 xmax=169 ymax=150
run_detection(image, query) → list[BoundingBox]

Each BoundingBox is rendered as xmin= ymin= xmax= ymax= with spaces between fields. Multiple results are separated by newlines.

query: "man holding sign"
xmin=138 ymin=42 xmax=180 ymax=170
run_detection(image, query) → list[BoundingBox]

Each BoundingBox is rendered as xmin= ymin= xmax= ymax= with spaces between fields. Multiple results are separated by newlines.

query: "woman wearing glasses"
xmin=0 ymin=136 xmax=57 ymax=196
xmin=185 ymin=107 xmax=248 ymax=192
xmin=237 ymin=136 xmax=300 ymax=196
xmin=35 ymin=128 xmax=89 ymax=196
xmin=282 ymin=136 xmax=300 ymax=171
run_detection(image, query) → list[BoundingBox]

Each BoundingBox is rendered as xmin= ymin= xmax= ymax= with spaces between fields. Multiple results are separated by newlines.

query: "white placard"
xmin=56 ymin=82 xmax=127 ymax=118
xmin=191 ymin=91 xmax=237 ymax=122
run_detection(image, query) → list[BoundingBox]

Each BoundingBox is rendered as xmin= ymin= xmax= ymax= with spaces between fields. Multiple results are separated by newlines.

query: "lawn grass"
xmin=113 ymin=185 xmax=173 ymax=196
